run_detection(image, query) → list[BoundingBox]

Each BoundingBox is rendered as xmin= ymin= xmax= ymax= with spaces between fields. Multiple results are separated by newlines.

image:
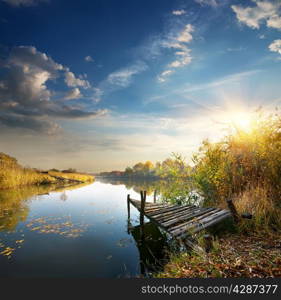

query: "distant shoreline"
xmin=0 ymin=152 xmax=94 ymax=190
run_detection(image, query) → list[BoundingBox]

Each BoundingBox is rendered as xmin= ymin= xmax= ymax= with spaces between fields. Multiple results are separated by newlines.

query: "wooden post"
xmin=203 ymin=234 xmax=213 ymax=253
xmin=139 ymin=191 xmax=146 ymax=244
xmin=153 ymin=190 xmax=157 ymax=203
xmin=140 ymin=191 xmax=146 ymax=227
xmin=127 ymin=194 xmax=130 ymax=220
xmin=227 ymin=199 xmax=239 ymax=223
xmin=127 ymin=194 xmax=131 ymax=234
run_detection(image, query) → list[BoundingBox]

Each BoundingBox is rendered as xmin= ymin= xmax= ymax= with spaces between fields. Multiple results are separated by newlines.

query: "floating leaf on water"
xmin=0 ymin=247 xmax=15 ymax=257
xmin=15 ymin=239 xmax=24 ymax=244
xmin=116 ymin=238 xmax=132 ymax=248
xmin=105 ymin=218 xmax=114 ymax=224
xmin=25 ymin=215 xmax=89 ymax=238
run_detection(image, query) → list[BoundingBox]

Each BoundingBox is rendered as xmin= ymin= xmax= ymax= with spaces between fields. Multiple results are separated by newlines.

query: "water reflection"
xmin=0 ymin=183 xmax=90 ymax=232
xmin=0 ymin=179 xmax=172 ymax=277
xmin=129 ymin=222 xmax=169 ymax=276
xmin=97 ymin=177 xmax=202 ymax=206
xmin=97 ymin=177 xmax=160 ymax=197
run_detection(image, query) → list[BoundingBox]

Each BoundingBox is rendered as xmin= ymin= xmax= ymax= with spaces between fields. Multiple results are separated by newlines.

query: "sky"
xmin=0 ymin=0 xmax=281 ymax=172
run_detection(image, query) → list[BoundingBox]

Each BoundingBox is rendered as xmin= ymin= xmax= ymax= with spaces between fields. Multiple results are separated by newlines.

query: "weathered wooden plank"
xmin=191 ymin=212 xmax=231 ymax=234
xmin=144 ymin=205 xmax=171 ymax=213
xmin=170 ymin=210 xmax=230 ymax=237
xmin=151 ymin=205 xmax=197 ymax=221
xmin=167 ymin=208 xmax=222 ymax=233
xmin=153 ymin=206 xmax=207 ymax=223
xmin=148 ymin=204 xmax=194 ymax=218
xmin=129 ymin=199 xmax=169 ymax=213
xmin=145 ymin=203 xmax=169 ymax=208
xmin=128 ymin=193 xmax=231 ymax=242
xmin=129 ymin=198 xmax=169 ymax=210
xmin=154 ymin=207 xmax=203 ymax=224
xmin=176 ymin=211 xmax=232 ymax=238
xmin=192 ymin=209 xmax=230 ymax=227
xmin=166 ymin=208 xmax=221 ymax=236
xmin=162 ymin=207 xmax=216 ymax=228
xmin=147 ymin=204 xmax=182 ymax=215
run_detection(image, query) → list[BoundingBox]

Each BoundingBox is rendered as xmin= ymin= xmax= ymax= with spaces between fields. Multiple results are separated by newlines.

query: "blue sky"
xmin=0 ymin=0 xmax=281 ymax=171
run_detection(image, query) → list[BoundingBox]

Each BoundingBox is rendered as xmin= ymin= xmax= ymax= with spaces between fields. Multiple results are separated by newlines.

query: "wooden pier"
xmin=127 ymin=191 xmax=232 ymax=242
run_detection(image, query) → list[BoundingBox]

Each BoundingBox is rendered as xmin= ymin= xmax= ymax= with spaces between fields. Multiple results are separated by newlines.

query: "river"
xmin=0 ymin=179 xmax=171 ymax=278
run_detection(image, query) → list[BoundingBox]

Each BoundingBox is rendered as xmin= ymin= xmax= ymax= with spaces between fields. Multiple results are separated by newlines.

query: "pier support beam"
xmin=140 ymin=191 xmax=146 ymax=244
xmin=203 ymin=234 xmax=213 ymax=253
xmin=153 ymin=190 xmax=157 ymax=203
xmin=227 ymin=199 xmax=240 ymax=223
xmin=140 ymin=191 xmax=146 ymax=227
xmin=127 ymin=194 xmax=131 ymax=220
xmin=127 ymin=194 xmax=131 ymax=234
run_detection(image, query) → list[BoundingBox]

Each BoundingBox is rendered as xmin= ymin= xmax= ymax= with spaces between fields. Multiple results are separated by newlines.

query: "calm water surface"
xmin=0 ymin=180 xmax=169 ymax=278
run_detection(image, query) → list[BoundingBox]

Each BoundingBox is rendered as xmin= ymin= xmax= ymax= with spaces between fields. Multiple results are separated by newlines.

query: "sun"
xmin=228 ymin=111 xmax=253 ymax=131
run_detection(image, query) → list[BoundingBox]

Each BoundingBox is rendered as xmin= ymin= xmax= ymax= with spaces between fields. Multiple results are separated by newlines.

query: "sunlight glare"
xmin=227 ymin=111 xmax=253 ymax=131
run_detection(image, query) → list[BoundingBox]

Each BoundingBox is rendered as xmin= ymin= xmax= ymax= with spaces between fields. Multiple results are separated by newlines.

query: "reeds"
xmin=192 ymin=110 xmax=281 ymax=230
xmin=0 ymin=152 xmax=94 ymax=189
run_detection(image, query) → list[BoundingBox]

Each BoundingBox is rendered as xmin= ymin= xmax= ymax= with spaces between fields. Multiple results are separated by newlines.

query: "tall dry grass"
xmin=192 ymin=110 xmax=281 ymax=230
xmin=0 ymin=153 xmax=56 ymax=189
xmin=47 ymin=170 xmax=94 ymax=183
xmin=0 ymin=152 xmax=94 ymax=189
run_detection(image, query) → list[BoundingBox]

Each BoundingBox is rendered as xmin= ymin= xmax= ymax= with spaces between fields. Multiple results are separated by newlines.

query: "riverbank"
xmin=156 ymin=230 xmax=281 ymax=278
xmin=0 ymin=152 xmax=94 ymax=190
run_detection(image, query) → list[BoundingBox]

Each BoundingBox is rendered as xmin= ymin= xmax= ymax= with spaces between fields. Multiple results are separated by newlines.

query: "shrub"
xmin=192 ymin=110 xmax=281 ymax=229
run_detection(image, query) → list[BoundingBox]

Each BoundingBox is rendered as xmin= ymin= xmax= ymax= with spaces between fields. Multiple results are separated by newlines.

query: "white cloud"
xmin=64 ymin=88 xmax=82 ymax=100
xmin=92 ymin=88 xmax=103 ymax=103
xmin=0 ymin=46 xmax=106 ymax=134
xmin=177 ymin=24 xmax=194 ymax=43
xmin=157 ymin=70 xmax=175 ymax=83
xmin=107 ymin=61 xmax=147 ymax=87
xmin=158 ymin=24 xmax=194 ymax=82
xmin=182 ymin=70 xmax=260 ymax=93
xmin=227 ymin=46 xmax=246 ymax=52
xmin=172 ymin=9 xmax=186 ymax=16
xmin=64 ymin=70 xmax=90 ymax=89
xmin=231 ymin=0 xmax=281 ymax=30
xmin=85 ymin=55 xmax=94 ymax=62
xmin=269 ymin=39 xmax=281 ymax=54
xmin=267 ymin=14 xmax=281 ymax=29
xmin=90 ymin=61 xmax=148 ymax=102
xmin=168 ymin=60 xmax=182 ymax=68
xmin=1 ymin=0 xmax=46 ymax=6
xmin=195 ymin=0 xmax=218 ymax=7
xmin=0 ymin=46 xmax=63 ymax=106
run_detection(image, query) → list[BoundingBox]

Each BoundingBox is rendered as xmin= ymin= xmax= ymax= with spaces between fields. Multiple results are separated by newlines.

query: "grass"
xmin=156 ymin=231 xmax=281 ymax=278
xmin=192 ymin=110 xmax=281 ymax=231
xmin=155 ymin=110 xmax=281 ymax=278
xmin=47 ymin=170 xmax=94 ymax=183
xmin=0 ymin=152 xmax=94 ymax=190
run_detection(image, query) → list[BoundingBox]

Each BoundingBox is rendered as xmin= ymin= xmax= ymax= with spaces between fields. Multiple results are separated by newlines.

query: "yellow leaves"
xmin=25 ymin=216 xmax=89 ymax=238
xmin=234 ymin=258 xmax=242 ymax=267
xmin=0 ymin=235 xmax=25 ymax=259
xmin=15 ymin=239 xmax=24 ymax=244
xmin=0 ymin=247 xmax=15 ymax=258
xmin=30 ymin=226 xmax=41 ymax=231
xmin=157 ymin=232 xmax=281 ymax=278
